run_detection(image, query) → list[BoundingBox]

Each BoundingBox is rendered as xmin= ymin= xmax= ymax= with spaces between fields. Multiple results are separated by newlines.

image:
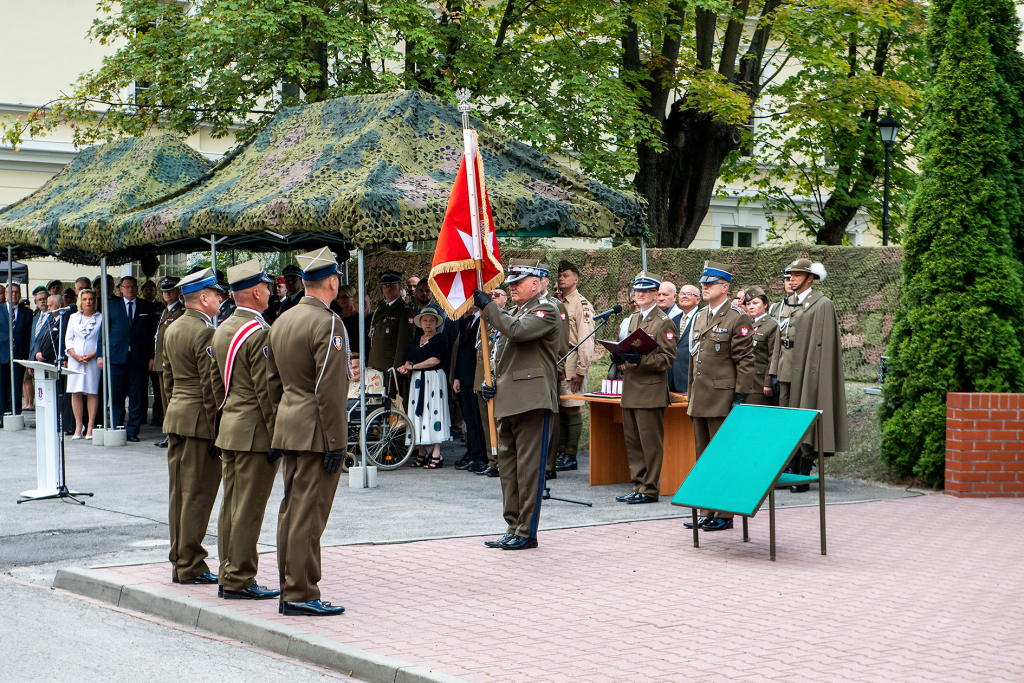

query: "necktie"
xmin=128 ymin=300 xmax=134 ymax=323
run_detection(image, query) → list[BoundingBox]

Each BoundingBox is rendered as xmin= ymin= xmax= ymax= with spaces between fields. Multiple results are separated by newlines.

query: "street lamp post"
xmin=877 ymin=113 xmax=902 ymax=247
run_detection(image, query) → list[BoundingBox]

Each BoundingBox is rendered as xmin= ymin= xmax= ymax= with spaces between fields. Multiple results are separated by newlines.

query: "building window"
xmin=721 ymin=229 xmax=755 ymax=248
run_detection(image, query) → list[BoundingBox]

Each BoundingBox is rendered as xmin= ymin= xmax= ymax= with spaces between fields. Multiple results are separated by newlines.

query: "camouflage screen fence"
xmin=364 ymin=244 xmax=903 ymax=382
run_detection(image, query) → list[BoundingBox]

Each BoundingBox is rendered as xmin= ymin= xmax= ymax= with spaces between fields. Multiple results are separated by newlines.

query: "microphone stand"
xmin=543 ymin=316 xmax=611 ymax=508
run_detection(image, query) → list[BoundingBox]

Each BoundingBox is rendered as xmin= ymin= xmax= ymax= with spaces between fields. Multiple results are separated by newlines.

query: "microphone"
xmin=592 ymin=304 xmax=623 ymax=321
xmin=53 ymin=304 xmax=78 ymax=314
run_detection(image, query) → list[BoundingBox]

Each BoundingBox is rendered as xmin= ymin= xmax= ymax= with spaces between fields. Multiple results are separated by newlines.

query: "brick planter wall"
xmin=945 ymin=393 xmax=1024 ymax=497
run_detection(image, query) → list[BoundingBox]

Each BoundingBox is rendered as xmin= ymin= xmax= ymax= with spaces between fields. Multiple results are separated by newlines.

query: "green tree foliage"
xmin=721 ymin=0 xmax=927 ymax=245
xmin=2 ymin=0 xmax=925 ymax=247
xmin=879 ymin=0 xmax=1024 ymax=487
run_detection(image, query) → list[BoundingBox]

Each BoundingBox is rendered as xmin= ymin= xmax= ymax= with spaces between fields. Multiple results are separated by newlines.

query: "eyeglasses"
xmin=679 ymin=293 xmax=698 ymax=298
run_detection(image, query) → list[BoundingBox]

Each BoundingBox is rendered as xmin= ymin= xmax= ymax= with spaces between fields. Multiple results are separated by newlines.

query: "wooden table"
xmin=563 ymin=394 xmax=697 ymax=497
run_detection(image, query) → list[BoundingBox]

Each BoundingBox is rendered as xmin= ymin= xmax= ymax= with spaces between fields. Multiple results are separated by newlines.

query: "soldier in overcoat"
xmin=474 ymin=259 xmax=561 ymax=550
xmin=685 ymin=261 xmax=755 ymax=531
xmin=366 ymin=270 xmax=415 ymax=371
xmin=210 ymin=260 xmax=280 ymax=600
xmin=267 ymin=247 xmax=350 ymax=616
xmin=162 ymin=268 xmax=224 ymax=585
xmin=613 ymin=272 xmax=677 ymax=505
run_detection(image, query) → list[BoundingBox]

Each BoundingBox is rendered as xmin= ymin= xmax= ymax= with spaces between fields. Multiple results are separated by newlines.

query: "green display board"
xmin=671 ymin=405 xmax=819 ymax=517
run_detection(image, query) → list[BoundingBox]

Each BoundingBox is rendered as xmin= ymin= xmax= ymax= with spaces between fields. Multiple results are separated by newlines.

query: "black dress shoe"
xmin=223 ymin=584 xmax=281 ymax=600
xmin=155 ymin=438 xmax=168 ymax=448
xmin=790 ymin=484 xmax=811 ymax=493
xmin=703 ymin=518 xmax=734 ymax=531
xmin=484 ymin=533 xmax=515 ymax=548
xmin=282 ymin=599 xmax=345 ymax=616
xmin=555 ymin=454 xmax=578 ymax=471
xmin=454 ymin=456 xmax=472 ymax=470
xmin=615 ymin=491 xmax=639 ymax=502
xmin=500 ymin=535 xmax=538 ymax=550
xmin=172 ymin=574 xmax=179 ymax=584
xmin=467 ymin=460 xmax=489 ymax=474
xmin=683 ymin=516 xmax=712 ymax=529
xmin=627 ymin=493 xmax=659 ymax=504
xmin=218 ymin=586 xmax=223 ymax=597
xmin=483 ymin=466 xmax=500 ymax=477
xmin=127 ymin=435 xmax=140 ymax=443
xmin=179 ymin=570 xmax=218 ymax=585
xmin=545 ymin=469 xmax=557 ymax=480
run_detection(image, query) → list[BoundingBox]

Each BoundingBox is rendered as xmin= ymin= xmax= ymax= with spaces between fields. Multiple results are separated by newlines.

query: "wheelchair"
xmin=342 ymin=368 xmax=414 ymax=472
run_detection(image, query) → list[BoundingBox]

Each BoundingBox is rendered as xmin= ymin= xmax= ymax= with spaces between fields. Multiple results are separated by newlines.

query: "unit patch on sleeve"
xmin=740 ymin=326 xmax=749 ymax=337
xmin=535 ymin=310 xmax=546 ymax=318
xmin=666 ymin=331 xmax=674 ymax=341
xmin=333 ymin=336 xmax=343 ymax=350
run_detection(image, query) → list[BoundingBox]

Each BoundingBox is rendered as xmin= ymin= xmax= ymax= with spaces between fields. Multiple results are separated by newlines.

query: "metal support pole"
xmin=818 ymin=413 xmax=826 ymax=556
xmin=691 ymin=508 xmax=699 ymax=548
xmin=742 ymin=516 xmax=749 ymax=543
xmin=769 ymin=488 xmax=776 ymax=562
xmin=357 ymin=249 xmax=367 ymax=488
xmin=7 ymin=246 xmax=14 ymax=418
xmin=882 ymin=143 xmax=892 ymax=247
xmin=209 ymin=235 xmax=219 ymax=328
xmin=100 ymin=257 xmax=113 ymax=432
xmin=640 ymin=236 xmax=647 ymax=271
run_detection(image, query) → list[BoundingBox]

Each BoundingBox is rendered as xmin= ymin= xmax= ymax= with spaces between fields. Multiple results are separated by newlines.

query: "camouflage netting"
xmin=0 ymin=135 xmax=212 ymax=263
xmin=92 ymin=89 xmax=646 ymax=257
xmin=364 ymin=244 xmax=904 ymax=382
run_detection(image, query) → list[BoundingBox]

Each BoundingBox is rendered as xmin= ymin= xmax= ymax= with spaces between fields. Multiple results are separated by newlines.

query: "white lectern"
xmin=15 ymin=360 xmax=93 ymax=503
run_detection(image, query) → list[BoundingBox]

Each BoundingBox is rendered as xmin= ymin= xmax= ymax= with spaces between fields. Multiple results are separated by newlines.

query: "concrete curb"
xmin=53 ymin=568 xmax=468 ymax=683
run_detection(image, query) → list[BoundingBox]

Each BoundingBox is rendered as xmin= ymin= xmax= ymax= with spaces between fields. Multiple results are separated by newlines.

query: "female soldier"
xmin=743 ymin=286 xmax=779 ymax=406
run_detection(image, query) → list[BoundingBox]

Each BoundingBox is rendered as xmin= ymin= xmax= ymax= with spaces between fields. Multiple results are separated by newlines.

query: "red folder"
xmin=598 ymin=328 xmax=658 ymax=356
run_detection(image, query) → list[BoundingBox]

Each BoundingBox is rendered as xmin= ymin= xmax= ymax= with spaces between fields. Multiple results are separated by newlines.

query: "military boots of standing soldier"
xmin=555 ymin=452 xmax=577 ymax=471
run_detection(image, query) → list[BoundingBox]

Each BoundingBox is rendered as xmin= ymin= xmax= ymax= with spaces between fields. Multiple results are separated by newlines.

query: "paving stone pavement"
xmin=84 ymin=494 xmax=1024 ymax=682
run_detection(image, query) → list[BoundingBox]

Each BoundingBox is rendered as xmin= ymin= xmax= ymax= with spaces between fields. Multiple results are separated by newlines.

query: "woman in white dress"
xmin=65 ymin=289 xmax=102 ymax=439
xmin=397 ymin=304 xmax=451 ymax=468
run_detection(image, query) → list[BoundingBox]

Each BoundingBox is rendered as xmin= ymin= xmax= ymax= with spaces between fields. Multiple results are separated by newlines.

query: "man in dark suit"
xmin=452 ymin=306 xmax=487 ymax=473
xmin=98 ymin=275 xmax=158 ymax=441
xmin=1 ymin=282 xmax=33 ymax=418
xmin=276 ymin=265 xmax=305 ymax=317
xmin=669 ymin=284 xmax=701 ymax=395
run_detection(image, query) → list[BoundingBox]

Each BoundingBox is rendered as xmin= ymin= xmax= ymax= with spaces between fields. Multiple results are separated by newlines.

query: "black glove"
xmin=619 ymin=350 xmax=642 ymax=365
xmin=324 ymin=449 xmax=345 ymax=475
xmin=480 ymin=382 xmax=496 ymax=401
xmin=734 ymin=392 xmax=748 ymax=406
xmin=770 ymin=375 xmax=780 ymax=397
xmin=611 ymin=353 xmax=625 ymax=366
xmin=473 ymin=288 xmax=492 ymax=310
xmin=207 ymin=439 xmax=220 ymax=460
xmin=266 ymin=448 xmax=283 ymax=465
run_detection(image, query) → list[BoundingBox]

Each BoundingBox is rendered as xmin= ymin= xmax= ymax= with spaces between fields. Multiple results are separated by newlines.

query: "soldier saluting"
xmin=267 ymin=247 xmax=350 ymax=616
xmin=162 ymin=267 xmax=224 ymax=586
xmin=210 ymin=260 xmax=280 ymax=601
xmin=473 ymin=259 xmax=561 ymax=550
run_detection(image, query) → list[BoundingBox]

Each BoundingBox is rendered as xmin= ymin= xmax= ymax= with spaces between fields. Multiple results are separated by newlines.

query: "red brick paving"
xmin=91 ymin=495 xmax=1024 ymax=682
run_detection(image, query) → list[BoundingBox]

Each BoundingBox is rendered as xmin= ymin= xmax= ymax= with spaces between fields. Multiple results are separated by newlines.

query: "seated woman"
xmin=397 ymin=303 xmax=450 ymax=468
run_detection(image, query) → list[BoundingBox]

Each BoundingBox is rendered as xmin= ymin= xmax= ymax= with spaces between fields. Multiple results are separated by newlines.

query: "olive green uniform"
xmin=267 ymin=297 xmax=349 ymax=603
xmin=481 ymin=293 xmax=560 ymax=538
xmin=746 ymin=314 xmax=780 ymax=406
xmin=546 ymin=296 xmax=571 ymax=474
xmin=366 ymin=297 xmax=414 ymax=370
xmin=619 ymin=307 xmax=677 ymax=497
xmin=162 ymin=309 xmax=222 ymax=582
xmin=211 ymin=308 xmax=279 ymax=592
xmin=687 ymin=303 xmax=755 ymax=519
xmin=153 ymin=301 xmax=185 ymax=427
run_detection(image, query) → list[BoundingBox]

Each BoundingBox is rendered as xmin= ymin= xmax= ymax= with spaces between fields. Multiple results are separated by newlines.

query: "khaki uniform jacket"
xmin=561 ymin=289 xmax=595 ymax=378
xmin=481 ymin=293 xmax=560 ymax=419
xmin=687 ymin=303 xmax=755 ymax=418
xmin=474 ymin=321 xmax=498 ymax=388
xmin=773 ymin=289 xmax=849 ymax=452
xmin=749 ymin=314 xmax=780 ymax=393
xmin=162 ymin=309 xmax=217 ymax=438
xmin=620 ymin=307 xmax=677 ymax=410
xmin=154 ymin=301 xmax=185 ymax=370
xmin=366 ymin=297 xmax=414 ymax=370
xmin=267 ymin=297 xmax=349 ymax=453
xmin=210 ymin=308 xmax=274 ymax=453
xmin=553 ymin=298 xmax=571 ymax=374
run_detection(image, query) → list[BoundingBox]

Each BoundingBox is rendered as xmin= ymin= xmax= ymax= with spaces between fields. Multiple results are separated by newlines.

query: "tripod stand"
xmin=17 ymin=316 xmax=94 ymax=505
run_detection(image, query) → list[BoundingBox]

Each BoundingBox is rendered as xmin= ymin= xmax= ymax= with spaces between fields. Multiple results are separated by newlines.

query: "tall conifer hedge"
xmin=880 ymin=0 xmax=1024 ymax=487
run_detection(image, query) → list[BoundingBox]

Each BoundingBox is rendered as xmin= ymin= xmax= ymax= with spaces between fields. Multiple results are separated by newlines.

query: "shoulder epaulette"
xmin=731 ymin=305 xmax=745 ymax=314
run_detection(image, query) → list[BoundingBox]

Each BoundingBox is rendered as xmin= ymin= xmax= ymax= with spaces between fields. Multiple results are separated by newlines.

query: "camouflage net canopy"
xmin=0 ymin=135 xmax=212 ymax=264
xmin=365 ymin=244 xmax=904 ymax=382
xmin=93 ymin=89 xmax=646 ymax=257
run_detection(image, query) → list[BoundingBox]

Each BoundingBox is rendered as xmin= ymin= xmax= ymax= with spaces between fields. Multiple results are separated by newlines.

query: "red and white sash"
xmin=219 ymin=319 xmax=264 ymax=410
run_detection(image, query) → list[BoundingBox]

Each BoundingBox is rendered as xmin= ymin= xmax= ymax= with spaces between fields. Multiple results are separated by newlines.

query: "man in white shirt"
xmin=657 ymin=281 xmax=683 ymax=321
xmin=668 ymin=284 xmax=701 ymax=393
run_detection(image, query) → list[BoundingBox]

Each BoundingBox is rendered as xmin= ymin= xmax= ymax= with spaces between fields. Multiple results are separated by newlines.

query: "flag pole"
xmin=457 ymin=89 xmax=499 ymax=463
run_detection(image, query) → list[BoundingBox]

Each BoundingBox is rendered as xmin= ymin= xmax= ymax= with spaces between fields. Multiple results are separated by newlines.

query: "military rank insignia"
xmin=584 ymin=309 xmax=591 ymax=321
xmin=333 ymin=336 xmax=343 ymax=350
xmin=535 ymin=310 xmax=546 ymax=318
